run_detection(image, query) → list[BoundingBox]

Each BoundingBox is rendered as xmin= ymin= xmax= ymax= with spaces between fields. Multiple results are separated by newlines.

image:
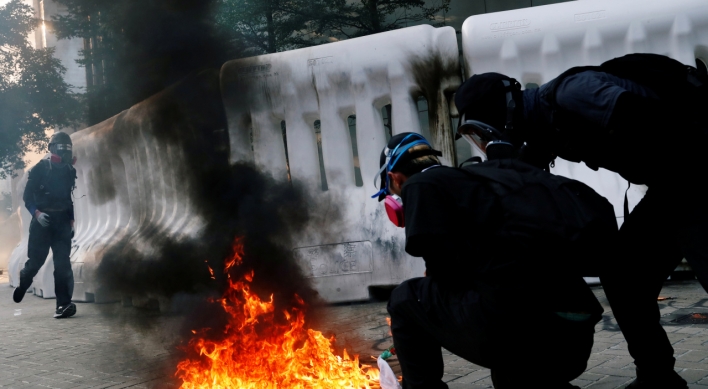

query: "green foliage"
xmin=216 ymin=0 xmax=322 ymax=54
xmin=52 ymin=0 xmax=239 ymax=126
xmin=0 ymin=0 xmax=82 ymax=179
xmin=44 ymin=0 xmax=450 ymax=130
xmin=310 ymin=0 xmax=452 ymax=40
xmin=215 ymin=0 xmax=451 ymax=54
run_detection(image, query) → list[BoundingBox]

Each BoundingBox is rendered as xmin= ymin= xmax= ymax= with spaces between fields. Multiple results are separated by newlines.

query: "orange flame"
xmin=176 ymin=239 xmax=380 ymax=388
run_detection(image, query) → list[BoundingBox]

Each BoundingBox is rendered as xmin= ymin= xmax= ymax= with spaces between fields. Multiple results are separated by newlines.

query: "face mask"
xmin=51 ymin=143 xmax=73 ymax=164
xmin=371 ymin=134 xmax=443 ymax=227
xmin=384 ymin=194 xmax=404 ymax=227
xmin=51 ymin=154 xmax=77 ymax=165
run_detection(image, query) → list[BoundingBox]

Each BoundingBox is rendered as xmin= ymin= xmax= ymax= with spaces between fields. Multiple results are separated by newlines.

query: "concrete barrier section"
xmin=221 ymin=25 xmax=461 ymax=302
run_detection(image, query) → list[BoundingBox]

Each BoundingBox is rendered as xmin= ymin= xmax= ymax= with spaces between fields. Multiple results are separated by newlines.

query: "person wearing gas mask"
xmin=375 ymin=132 xmax=615 ymax=389
xmin=454 ymin=54 xmax=708 ymax=389
xmin=14 ymin=131 xmax=77 ymax=319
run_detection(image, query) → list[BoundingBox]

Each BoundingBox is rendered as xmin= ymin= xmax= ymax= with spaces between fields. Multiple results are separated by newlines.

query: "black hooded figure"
xmin=455 ymin=55 xmax=708 ymax=389
xmin=15 ymin=131 xmax=77 ymax=319
xmin=377 ymin=132 xmax=607 ymax=389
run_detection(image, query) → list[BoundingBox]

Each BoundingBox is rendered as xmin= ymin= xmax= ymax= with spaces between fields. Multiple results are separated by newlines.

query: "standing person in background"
xmin=14 ymin=131 xmax=77 ymax=319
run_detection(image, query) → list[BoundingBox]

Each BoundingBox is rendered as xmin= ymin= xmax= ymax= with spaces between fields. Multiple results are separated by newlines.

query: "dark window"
xmin=314 ymin=120 xmax=328 ymax=191
xmin=417 ymin=96 xmax=432 ymax=140
xmin=381 ymin=104 xmax=393 ymax=141
xmin=347 ymin=116 xmax=364 ymax=187
xmin=281 ymin=120 xmax=291 ymax=182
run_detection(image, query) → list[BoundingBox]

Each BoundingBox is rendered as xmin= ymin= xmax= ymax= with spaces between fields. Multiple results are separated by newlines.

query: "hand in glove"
xmin=35 ymin=210 xmax=51 ymax=227
xmin=70 ymin=220 xmax=75 ymax=238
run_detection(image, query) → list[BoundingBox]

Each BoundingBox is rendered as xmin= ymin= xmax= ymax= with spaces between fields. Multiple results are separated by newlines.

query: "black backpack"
xmin=459 ymin=159 xmax=618 ymax=277
xmin=546 ymin=53 xmax=708 ymax=117
xmin=536 ymin=53 xmax=708 ymax=185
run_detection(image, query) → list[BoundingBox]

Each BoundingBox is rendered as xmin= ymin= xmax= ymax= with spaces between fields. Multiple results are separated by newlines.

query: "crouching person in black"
xmin=454 ymin=54 xmax=708 ymax=388
xmin=14 ymin=131 xmax=77 ymax=319
xmin=373 ymin=133 xmax=615 ymax=389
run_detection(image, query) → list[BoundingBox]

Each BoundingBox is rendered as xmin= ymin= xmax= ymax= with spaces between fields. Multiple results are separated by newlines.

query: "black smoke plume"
xmin=91 ymin=69 xmax=320 ymax=315
xmin=79 ymin=68 xmax=339 ymax=389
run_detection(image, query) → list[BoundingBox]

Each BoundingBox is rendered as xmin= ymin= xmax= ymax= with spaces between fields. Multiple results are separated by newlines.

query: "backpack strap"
xmin=38 ymin=158 xmax=77 ymax=191
xmin=458 ymin=156 xmax=483 ymax=168
xmin=40 ymin=158 xmax=52 ymax=184
xmin=456 ymin=160 xmax=532 ymax=191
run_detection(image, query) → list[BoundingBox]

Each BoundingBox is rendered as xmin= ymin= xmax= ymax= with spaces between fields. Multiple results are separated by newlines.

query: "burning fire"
xmin=176 ymin=239 xmax=381 ymax=388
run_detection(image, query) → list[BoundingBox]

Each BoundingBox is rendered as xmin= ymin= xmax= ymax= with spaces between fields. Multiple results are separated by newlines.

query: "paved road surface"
xmin=2 ymin=277 xmax=708 ymax=388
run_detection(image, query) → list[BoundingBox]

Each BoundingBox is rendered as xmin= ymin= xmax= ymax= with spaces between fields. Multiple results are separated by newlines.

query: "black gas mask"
xmin=48 ymin=132 xmax=73 ymax=165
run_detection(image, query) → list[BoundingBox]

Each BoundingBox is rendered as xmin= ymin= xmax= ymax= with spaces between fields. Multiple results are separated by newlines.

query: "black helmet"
xmin=455 ymin=73 xmax=522 ymax=156
xmin=48 ymin=131 xmax=72 ymax=149
xmin=48 ymin=131 xmax=73 ymax=164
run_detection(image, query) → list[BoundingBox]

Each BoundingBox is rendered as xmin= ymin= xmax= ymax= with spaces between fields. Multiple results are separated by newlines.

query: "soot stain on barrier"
xmin=91 ymin=134 xmax=118 ymax=205
xmin=91 ymin=69 xmax=327 ymax=349
xmin=407 ymin=53 xmax=460 ymax=110
xmin=82 ymin=55 xmax=360 ymax=386
xmin=407 ymin=53 xmax=460 ymax=155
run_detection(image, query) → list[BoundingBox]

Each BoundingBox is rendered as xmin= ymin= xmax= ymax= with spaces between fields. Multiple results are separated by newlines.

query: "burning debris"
xmin=175 ymin=238 xmax=381 ymax=388
xmin=671 ymin=312 xmax=708 ymax=325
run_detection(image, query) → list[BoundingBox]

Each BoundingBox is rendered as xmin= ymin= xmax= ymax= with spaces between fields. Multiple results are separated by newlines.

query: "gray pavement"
xmin=2 ymin=278 xmax=708 ymax=388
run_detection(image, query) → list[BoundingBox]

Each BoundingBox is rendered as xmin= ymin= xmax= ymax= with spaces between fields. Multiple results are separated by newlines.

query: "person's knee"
xmin=20 ymin=260 xmax=42 ymax=278
xmin=53 ymin=258 xmax=74 ymax=279
xmin=388 ymin=278 xmax=425 ymax=316
xmin=56 ymin=265 xmax=74 ymax=279
xmin=554 ymin=326 xmax=594 ymax=381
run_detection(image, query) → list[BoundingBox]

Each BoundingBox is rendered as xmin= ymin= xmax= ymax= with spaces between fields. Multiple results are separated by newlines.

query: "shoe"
xmin=13 ymin=287 xmax=27 ymax=303
xmin=625 ymin=369 xmax=687 ymax=389
xmin=54 ymin=303 xmax=76 ymax=318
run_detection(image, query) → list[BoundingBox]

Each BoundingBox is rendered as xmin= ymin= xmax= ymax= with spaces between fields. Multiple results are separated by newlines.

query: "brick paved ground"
xmin=2 ymin=277 xmax=708 ymax=388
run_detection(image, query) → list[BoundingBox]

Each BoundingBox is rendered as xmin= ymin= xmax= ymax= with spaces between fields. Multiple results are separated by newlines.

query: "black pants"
xmin=387 ymin=277 xmax=595 ymax=389
xmin=601 ymin=184 xmax=708 ymax=372
xmin=20 ymin=212 xmax=74 ymax=307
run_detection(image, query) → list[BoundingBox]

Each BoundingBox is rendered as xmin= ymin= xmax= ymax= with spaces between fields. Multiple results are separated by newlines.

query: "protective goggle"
xmin=457 ymin=116 xmax=506 ymax=154
xmin=371 ymin=133 xmax=441 ymax=199
xmin=456 ymin=79 xmax=518 ymax=155
xmin=55 ymin=144 xmax=72 ymax=151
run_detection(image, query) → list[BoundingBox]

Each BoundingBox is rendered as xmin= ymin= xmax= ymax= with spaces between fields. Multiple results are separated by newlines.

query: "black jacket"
xmin=23 ymin=158 xmax=76 ymax=220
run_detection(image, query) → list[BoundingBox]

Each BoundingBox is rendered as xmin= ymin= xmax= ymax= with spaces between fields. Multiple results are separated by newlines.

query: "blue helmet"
xmin=371 ymin=132 xmax=441 ymax=201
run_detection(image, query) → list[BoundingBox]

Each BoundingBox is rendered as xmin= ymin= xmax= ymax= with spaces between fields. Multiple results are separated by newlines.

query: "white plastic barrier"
xmin=460 ymin=0 xmax=708 ymax=221
xmin=7 ymin=71 xmax=221 ymax=302
xmin=8 ymin=175 xmax=31 ymax=289
xmin=17 ymin=1 xmax=703 ymax=303
xmin=221 ymin=25 xmax=461 ymax=302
